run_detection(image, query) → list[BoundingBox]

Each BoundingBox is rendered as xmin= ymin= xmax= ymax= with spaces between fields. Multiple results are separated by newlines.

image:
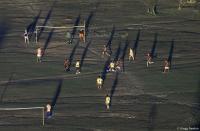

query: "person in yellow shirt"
xmin=105 ymin=95 xmax=111 ymax=110
xmin=79 ymin=30 xmax=84 ymax=42
xmin=109 ymin=61 xmax=115 ymax=72
xmin=75 ymin=60 xmax=80 ymax=74
xmin=96 ymin=76 xmax=103 ymax=89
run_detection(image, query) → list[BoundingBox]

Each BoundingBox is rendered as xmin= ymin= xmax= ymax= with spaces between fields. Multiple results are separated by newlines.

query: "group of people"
xmin=128 ymin=48 xmax=170 ymax=73
xmin=27 ymin=27 xmax=171 ymax=116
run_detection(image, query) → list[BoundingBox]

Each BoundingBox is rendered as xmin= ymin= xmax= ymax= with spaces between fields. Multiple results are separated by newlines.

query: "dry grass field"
xmin=0 ymin=0 xmax=199 ymax=131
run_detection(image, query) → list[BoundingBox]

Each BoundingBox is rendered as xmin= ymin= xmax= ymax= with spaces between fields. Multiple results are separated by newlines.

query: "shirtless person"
xmin=163 ymin=59 xmax=170 ymax=73
xmin=146 ymin=52 xmax=154 ymax=67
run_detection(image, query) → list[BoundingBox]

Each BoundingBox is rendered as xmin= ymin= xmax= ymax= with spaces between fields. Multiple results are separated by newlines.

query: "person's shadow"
xmin=37 ymin=1 xmax=56 ymax=41
xmin=80 ymin=40 xmax=92 ymax=71
xmin=148 ymin=104 xmax=157 ymax=131
xmin=132 ymin=30 xmax=141 ymax=59
xmin=109 ymin=72 xmax=119 ymax=108
xmin=50 ymin=79 xmax=63 ymax=114
xmin=168 ymin=39 xmax=174 ymax=68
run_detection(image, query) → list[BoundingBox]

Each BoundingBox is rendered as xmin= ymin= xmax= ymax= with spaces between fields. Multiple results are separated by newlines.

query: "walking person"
xmin=102 ymin=45 xmax=111 ymax=57
xmin=146 ymin=52 xmax=154 ymax=67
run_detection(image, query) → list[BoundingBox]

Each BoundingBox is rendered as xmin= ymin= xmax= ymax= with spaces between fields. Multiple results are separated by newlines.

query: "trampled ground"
xmin=0 ymin=0 xmax=199 ymax=131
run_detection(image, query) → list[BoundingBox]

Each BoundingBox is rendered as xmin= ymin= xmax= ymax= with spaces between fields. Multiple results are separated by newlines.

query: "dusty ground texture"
xmin=0 ymin=0 xmax=200 ymax=131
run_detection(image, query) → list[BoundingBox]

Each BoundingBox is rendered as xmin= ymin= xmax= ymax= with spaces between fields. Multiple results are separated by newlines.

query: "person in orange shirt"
xmin=79 ymin=30 xmax=84 ymax=42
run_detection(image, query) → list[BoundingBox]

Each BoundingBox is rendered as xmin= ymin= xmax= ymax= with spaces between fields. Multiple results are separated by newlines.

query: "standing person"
xmin=75 ymin=60 xmax=80 ymax=74
xmin=109 ymin=61 xmax=115 ymax=72
xmin=163 ymin=58 xmax=170 ymax=73
xmin=96 ymin=75 xmax=103 ymax=89
xmin=146 ymin=52 xmax=154 ymax=67
xmin=105 ymin=95 xmax=111 ymax=110
xmin=36 ymin=47 xmax=43 ymax=62
xmin=129 ymin=48 xmax=135 ymax=61
xmin=24 ymin=29 xmax=29 ymax=44
xmin=102 ymin=45 xmax=107 ymax=57
xmin=66 ymin=32 xmax=71 ymax=44
xmin=79 ymin=30 xmax=84 ymax=42
xmin=46 ymin=104 xmax=52 ymax=119
xmin=64 ymin=58 xmax=70 ymax=71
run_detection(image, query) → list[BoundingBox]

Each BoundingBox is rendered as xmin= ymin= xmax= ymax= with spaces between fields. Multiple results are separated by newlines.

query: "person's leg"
xmin=24 ymin=37 xmax=27 ymax=43
xmin=107 ymin=104 xmax=109 ymax=109
xmin=27 ymin=37 xmax=29 ymax=44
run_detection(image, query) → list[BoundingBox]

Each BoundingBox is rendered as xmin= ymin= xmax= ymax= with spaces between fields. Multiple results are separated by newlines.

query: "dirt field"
xmin=0 ymin=0 xmax=200 ymax=131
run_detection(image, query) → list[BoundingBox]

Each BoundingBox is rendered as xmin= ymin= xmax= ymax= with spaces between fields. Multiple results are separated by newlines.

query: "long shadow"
xmin=150 ymin=33 xmax=158 ymax=58
xmin=101 ymin=57 xmax=111 ymax=81
xmin=148 ymin=104 xmax=157 ymax=131
xmin=85 ymin=2 xmax=100 ymax=36
xmin=37 ymin=1 xmax=57 ymax=41
xmin=109 ymin=72 xmax=119 ymax=107
xmin=27 ymin=10 xmax=42 ymax=34
xmin=80 ymin=40 xmax=92 ymax=71
xmin=120 ymin=39 xmax=129 ymax=72
xmin=0 ymin=72 xmax=15 ymax=103
xmin=0 ymin=79 xmax=59 ymax=87
xmin=69 ymin=14 xmax=81 ymax=44
xmin=132 ymin=30 xmax=140 ymax=59
xmin=68 ymin=40 xmax=80 ymax=68
xmin=51 ymin=79 xmax=63 ymax=114
xmin=114 ymin=42 xmax=121 ymax=61
xmin=43 ymin=28 xmax=54 ymax=55
xmin=85 ymin=11 xmax=94 ymax=36
xmin=105 ymin=26 xmax=115 ymax=55
xmin=0 ymin=21 xmax=9 ymax=50
xmin=167 ymin=39 xmax=174 ymax=67
xmin=191 ymin=77 xmax=200 ymax=129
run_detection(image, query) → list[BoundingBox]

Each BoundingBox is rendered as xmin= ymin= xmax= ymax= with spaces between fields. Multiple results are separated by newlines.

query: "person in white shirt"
xmin=36 ymin=47 xmax=43 ymax=62
xmin=75 ymin=60 xmax=80 ymax=74
xmin=129 ymin=48 xmax=135 ymax=61
xmin=24 ymin=29 xmax=29 ymax=44
xmin=46 ymin=104 xmax=52 ymax=119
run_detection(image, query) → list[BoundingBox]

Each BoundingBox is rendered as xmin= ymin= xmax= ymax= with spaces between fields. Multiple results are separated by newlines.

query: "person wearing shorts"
xmin=96 ymin=76 xmax=103 ymax=89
